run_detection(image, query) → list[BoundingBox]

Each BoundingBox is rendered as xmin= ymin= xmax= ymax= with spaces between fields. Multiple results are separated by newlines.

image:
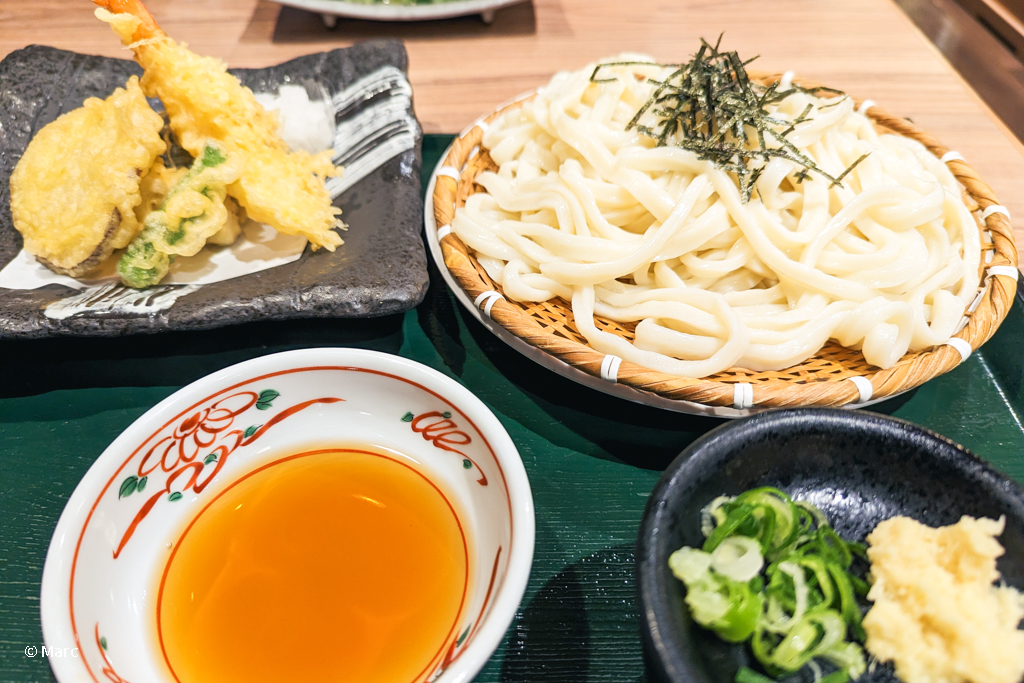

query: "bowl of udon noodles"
xmin=425 ymin=48 xmax=1018 ymax=418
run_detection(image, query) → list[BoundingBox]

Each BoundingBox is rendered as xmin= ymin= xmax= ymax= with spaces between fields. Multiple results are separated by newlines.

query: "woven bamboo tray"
xmin=428 ymin=75 xmax=1019 ymax=414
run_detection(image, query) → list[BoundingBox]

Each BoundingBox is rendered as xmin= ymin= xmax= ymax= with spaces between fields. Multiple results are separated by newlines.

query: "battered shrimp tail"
xmin=94 ymin=0 xmax=345 ymax=251
xmin=92 ymin=0 xmax=162 ymax=41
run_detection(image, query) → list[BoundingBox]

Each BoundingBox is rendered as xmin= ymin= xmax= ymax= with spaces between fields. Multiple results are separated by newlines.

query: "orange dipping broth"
xmin=157 ymin=448 xmax=469 ymax=683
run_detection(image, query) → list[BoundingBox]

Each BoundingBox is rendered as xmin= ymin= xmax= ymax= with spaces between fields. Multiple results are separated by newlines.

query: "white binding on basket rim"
xmin=437 ymin=225 xmax=452 ymax=241
xmin=847 ymin=376 xmax=873 ymax=404
xmin=600 ymin=355 xmax=622 ymax=382
xmin=732 ymin=383 xmax=754 ymax=410
xmin=940 ymin=151 xmax=964 ymax=163
xmin=474 ymin=290 xmax=504 ymax=318
xmin=437 ymin=166 xmax=462 ymax=182
xmin=982 ymin=204 xmax=1010 ymax=221
xmin=945 ymin=337 xmax=972 ymax=362
xmin=987 ymin=265 xmax=1019 ymax=280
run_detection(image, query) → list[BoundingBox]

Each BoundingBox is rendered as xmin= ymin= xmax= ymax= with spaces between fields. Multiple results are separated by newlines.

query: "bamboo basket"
xmin=430 ymin=75 xmax=1019 ymax=412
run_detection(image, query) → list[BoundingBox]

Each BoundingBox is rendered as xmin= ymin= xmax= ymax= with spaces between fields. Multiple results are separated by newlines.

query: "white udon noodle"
xmin=451 ymin=58 xmax=982 ymax=378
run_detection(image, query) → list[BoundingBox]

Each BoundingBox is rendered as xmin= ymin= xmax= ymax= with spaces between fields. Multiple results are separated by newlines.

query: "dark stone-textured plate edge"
xmin=0 ymin=41 xmax=428 ymax=339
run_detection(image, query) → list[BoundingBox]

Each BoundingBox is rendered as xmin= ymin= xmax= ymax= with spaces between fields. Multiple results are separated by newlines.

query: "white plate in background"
xmin=273 ymin=0 xmax=528 ymax=25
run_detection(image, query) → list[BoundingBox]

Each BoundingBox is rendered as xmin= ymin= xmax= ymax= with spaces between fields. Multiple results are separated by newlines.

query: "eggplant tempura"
xmin=94 ymin=0 xmax=344 ymax=252
xmin=10 ymin=76 xmax=165 ymax=276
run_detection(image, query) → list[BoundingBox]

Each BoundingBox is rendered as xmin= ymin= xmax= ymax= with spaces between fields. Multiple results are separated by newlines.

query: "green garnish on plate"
xmin=669 ymin=487 xmax=869 ymax=682
xmin=590 ymin=36 xmax=869 ymax=201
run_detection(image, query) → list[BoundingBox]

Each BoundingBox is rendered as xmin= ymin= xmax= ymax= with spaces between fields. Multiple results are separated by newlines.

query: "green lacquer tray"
xmin=2 ymin=134 xmax=1024 ymax=683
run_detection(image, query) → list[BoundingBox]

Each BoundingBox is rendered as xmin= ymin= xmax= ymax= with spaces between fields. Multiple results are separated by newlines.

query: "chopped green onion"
xmin=712 ymin=536 xmax=765 ymax=582
xmin=669 ymin=487 xmax=871 ymax=682
xmin=735 ymin=666 xmax=777 ymax=683
xmin=669 ymin=546 xmax=764 ymax=642
xmin=818 ymin=671 xmax=851 ymax=683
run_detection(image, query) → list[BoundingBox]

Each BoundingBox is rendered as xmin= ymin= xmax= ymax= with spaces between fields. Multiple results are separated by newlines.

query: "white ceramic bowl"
xmin=40 ymin=348 xmax=534 ymax=683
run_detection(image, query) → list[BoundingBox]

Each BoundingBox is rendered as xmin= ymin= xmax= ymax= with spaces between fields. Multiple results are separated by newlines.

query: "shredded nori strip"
xmin=591 ymin=36 xmax=869 ymax=202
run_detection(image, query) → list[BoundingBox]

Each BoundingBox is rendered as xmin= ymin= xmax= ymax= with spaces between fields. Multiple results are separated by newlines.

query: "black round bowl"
xmin=637 ymin=408 xmax=1024 ymax=683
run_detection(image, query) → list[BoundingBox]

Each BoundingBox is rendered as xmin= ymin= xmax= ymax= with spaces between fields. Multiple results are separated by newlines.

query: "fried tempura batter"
xmin=10 ymin=75 xmax=165 ymax=276
xmin=137 ymin=158 xmax=244 ymax=247
xmin=119 ymin=143 xmax=243 ymax=288
xmin=94 ymin=0 xmax=344 ymax=251
xmin=136 ymin=157 xmax=187 ymax=222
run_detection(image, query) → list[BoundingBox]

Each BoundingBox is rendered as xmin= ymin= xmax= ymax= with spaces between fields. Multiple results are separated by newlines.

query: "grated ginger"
xmin=864 ymin=515 xmax=1024 ymax=683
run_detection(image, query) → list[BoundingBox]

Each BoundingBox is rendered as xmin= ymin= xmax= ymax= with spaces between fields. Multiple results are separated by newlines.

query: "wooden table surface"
xmin=3 ymin=0 xmax=1024 ymax=258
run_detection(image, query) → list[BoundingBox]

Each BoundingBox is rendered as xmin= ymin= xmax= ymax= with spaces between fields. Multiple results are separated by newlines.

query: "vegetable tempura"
xmin=119 ymin=143 xmax=243 ymax=288
xmin=10 ymin=75 xmax=165 ymax=276
xmin=94 ymin=0 xmax=344 ymax=251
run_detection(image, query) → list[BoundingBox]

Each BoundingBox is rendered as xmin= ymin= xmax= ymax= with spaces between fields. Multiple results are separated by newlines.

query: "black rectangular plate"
xmin=0 ymin=41 xmax=428 ymax=338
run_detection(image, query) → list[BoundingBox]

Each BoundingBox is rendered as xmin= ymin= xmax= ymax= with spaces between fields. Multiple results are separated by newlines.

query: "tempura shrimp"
xmin=93 ymin=0 xmax=344 ymax=251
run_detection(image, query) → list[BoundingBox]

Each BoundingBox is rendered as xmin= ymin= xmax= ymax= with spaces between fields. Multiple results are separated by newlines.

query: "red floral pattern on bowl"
xmin=41 ymin=349 xmax=535 ymax=683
